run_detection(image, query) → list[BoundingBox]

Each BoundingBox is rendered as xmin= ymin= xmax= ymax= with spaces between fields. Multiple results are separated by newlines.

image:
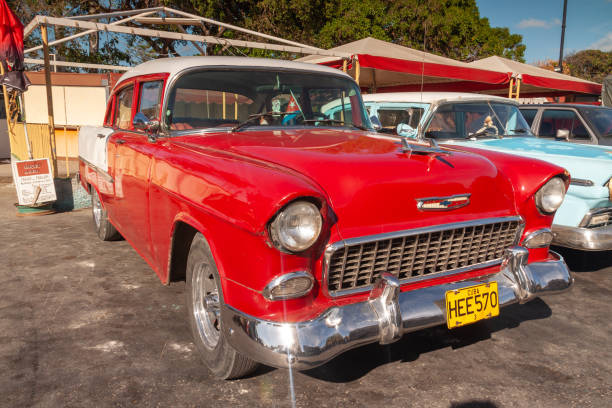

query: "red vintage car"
xmin=78 ymin=56 xmax=573 ymax=379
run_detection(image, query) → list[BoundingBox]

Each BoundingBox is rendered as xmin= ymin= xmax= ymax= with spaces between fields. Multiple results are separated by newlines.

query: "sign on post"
xmin=12 ymin=158 xmax=56 ymax=206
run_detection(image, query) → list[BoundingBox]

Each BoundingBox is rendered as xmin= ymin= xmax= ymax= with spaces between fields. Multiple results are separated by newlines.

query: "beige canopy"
xmin=469 ymin=56 xmax=601 ymax=97
xmin=297 ymin=37 xmax=510 ymax=93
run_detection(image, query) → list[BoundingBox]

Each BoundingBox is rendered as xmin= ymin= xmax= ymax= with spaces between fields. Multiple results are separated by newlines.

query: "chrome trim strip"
xmin=578 ymin=206 xmax=612 ymax=228
xmin=222 ymin=248 xmax=572 ymax=370
xmin=521 ymin=228 xmax=553 ymax=248
xmin=569 ymin=178 xmax=595 ymax=187
xmin=323 ymin=216 xmax=524 ymax=298
xmin=262 ymin=271 xmax=314 ymax=301
xmin=552 ymin=223 xmax=612 ymax=251
xmin=79 ymin=156 xmax=114 ymax=184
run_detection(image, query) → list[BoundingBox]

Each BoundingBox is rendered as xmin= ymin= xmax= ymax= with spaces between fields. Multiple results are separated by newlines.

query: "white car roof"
xmin=115 ymin=56 xmax=352 ymax=89
xmin=362 ymin=92 xmax=516 ymax=105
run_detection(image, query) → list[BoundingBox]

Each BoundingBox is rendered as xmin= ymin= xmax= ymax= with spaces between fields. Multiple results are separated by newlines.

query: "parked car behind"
xmin=519 ymin=104 xmax=612 ymax=146
xmin=363 ymin=92 xmax=612 ymax=251
xmin=79 ymin=59 xmax=572 ymax=379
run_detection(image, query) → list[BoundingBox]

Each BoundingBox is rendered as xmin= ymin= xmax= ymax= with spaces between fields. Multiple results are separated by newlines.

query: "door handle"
xmin=115 ymin=139 xmax=126 ymax=144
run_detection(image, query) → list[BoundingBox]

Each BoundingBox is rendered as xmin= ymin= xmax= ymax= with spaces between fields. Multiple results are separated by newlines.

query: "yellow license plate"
xmin=445 ymin=282 xmax=499 ymax=329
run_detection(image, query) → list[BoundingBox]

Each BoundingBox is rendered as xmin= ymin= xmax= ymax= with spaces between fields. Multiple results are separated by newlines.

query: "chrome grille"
xmin=583 ymin=208 xmax=612 ymax=228
xmin=326 ymin=218 xmax=522 ymax=295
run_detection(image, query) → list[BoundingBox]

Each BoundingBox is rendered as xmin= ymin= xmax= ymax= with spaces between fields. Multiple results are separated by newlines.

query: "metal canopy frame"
xmin=23 ymin=6 xmax=352 ymax=72
xmin=16 ymin=6 xmax=352 ymax=178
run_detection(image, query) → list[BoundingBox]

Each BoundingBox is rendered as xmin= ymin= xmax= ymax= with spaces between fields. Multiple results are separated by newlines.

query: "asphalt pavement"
xmin=0 ymin=181 xmax=610 ymax=408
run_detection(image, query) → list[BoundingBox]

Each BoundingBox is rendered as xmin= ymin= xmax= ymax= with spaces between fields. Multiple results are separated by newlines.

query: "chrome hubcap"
xmin=192 ymin=263 xmax=221 ymax=349
xmin=92 ymin=192 xmax=102 ymax=228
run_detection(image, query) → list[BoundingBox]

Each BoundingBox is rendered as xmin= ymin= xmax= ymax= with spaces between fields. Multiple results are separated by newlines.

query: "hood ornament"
xmin=417 ymin=194 xmax=471 ymax=211
xmin=400 ymin=137 xmax=450 ymax=156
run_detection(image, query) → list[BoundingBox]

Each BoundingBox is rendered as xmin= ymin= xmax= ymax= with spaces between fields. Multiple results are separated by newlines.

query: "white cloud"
xmin=517 ymin=18 xmax=561 ymax=29
xmin=589 ymin=32 xmax=612 ymax=51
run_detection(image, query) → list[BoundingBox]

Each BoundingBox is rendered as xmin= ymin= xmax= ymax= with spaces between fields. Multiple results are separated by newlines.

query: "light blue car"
xmin=361 ymin=92 xmax=612 ymax=251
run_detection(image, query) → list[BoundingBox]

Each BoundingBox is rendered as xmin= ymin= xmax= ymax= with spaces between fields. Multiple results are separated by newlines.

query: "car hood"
xmin=177 ymin=129 xmax=519 ymax=240
xmin=448 ymin=137 xmax=612 ymax=186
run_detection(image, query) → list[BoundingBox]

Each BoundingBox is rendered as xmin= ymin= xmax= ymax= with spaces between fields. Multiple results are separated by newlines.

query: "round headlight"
xmin=535 ymin=177 xmax=566 ymax=214
xmin=270 ymin=201 xmax=322 ymax=252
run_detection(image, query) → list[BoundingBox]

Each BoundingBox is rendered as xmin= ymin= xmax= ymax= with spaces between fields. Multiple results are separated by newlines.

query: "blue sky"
xmin=476 ymin=0 xmax=612 ymax=63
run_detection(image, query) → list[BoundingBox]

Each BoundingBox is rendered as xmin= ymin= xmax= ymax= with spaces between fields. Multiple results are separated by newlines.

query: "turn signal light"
xmin=263 ymin=271 xmax=314 ymax=301
xmin=523 ymin=229 xmax=554 ymax=248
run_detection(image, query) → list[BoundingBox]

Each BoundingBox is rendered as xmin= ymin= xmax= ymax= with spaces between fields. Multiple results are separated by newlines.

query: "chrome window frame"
xmin=159 ymin=65 xmax=371 ymax=136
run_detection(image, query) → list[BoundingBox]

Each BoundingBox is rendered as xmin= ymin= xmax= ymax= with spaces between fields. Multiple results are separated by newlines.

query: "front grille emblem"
xmin=417 ymin=194 xmax=471 ymax=211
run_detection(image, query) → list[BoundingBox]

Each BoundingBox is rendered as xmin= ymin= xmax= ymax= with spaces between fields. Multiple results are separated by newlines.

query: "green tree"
xmin=565 ymin=50 xmax=612 ymax=83
xmin=10 ymin=0 xmax=526 ymax=68
xmin=238 ymin=0 xmax=525 ymax=62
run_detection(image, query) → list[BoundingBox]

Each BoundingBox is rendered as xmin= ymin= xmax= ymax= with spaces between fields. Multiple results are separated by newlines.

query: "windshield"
xmin=580 ymin=107 xmax=612 ymax=138
xmin=425 ymin=102 xmax=533 ymax=139
xmin=165 ymin=69 xmax=370 ymax=131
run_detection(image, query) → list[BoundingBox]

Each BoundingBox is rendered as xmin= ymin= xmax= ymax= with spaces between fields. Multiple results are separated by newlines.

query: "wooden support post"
xmin=515 ymin=78 xmax=521 ymax=100
xmin=342 ymin=60 xmax=347 ymax=73
xmin=234 ymin=94 xmax=238 ymax=120
xmin=41 ymin=24 xmax=58 ymax=178
xmin=355 ymin=58 xmax=360 ymax=86
xmin=0 ymin=64 xmax=12 ymax=139
xmin=222 ymin=92 xmax=226 ymax=119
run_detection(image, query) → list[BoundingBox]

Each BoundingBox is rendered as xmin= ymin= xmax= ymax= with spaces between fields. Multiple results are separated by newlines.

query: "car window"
xmin=425 ymin=102 xmax=531 ymax=139
xmin=520 ymin=109 xmax=537 ymax=127
xmin=138 ymin=81 xmax=163 ymax=121
xmin=377 ymin=108 xmax=424 ymax=130
xmin=165 ymin=69 xmax=370 ymax=131
xmin=580 ymin=108 xmax=612 ymax=138
xmin=310 ymin=88 xmax=358 ymax=125
xmin=104 ymin=96 xmax=115 ymax=126
xmin=170 ymin=89 xmax=255 ymax=130
xmin=539 ymin=109 xmax=589 ymax=140
xmin=113 ymin=86 xmax=134 ymax=129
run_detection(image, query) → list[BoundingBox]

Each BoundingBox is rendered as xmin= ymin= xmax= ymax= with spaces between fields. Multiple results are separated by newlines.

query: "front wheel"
xmin=186 ymin=233 xmax=258 ymax=379
xmin=91 ymin=189 xmax=121 ymax=241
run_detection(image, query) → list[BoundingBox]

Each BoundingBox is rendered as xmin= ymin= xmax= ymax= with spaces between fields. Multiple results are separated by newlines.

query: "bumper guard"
xmin=221 ymin=247 xmax=572 ymax=370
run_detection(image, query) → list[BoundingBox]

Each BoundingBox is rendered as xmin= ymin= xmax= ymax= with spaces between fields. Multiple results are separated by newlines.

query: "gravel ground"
xmin=0 ymin=182 xmax=610 ymax=408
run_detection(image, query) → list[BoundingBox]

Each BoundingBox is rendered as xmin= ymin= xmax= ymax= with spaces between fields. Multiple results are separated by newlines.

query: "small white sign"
xmin=12 ymin=158 xmax=57 ymax=206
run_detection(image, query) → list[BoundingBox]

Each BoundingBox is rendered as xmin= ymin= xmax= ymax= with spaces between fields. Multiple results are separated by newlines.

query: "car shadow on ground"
xmin=552 ymin=246 xmax=612 ymax=272
xmin=302 ymin=298 xmax=552 ymax=383
xmin=449 ymin=401 xmax=498 ymax=408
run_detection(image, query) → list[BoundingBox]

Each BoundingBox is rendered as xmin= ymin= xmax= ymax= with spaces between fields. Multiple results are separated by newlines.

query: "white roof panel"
xmin=115 ymin=56 xmax=351 ymax=89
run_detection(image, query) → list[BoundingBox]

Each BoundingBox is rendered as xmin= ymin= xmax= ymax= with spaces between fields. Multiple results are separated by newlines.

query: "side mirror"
xmin=369 ymin=115 xmax=382 ymax=131
xmin=397 ymin=123 xmax=418 ymax=138
xmin=133 ymin=112 xmax=160 ymax=138
xmin=555 ymin=129 xmax=570 ymax=141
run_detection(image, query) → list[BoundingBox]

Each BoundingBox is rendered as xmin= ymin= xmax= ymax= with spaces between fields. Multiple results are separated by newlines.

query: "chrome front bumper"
xmin=221 ymin=247 xmax=572 ymax=371
xmin=552 ymin=224 xmax=612 ymax=251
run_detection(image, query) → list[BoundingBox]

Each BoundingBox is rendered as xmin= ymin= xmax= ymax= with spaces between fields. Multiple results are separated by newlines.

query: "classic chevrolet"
xmin=79 ymin=57 xmax=572 ymax=379
xmin=363 ymin=92 xmax=612 ymax=251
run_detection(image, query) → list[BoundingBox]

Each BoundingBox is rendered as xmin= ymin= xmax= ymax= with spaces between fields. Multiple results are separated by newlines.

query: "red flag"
xmin=286 ymin=95 xmax=299 ymax=112
xmin=0 ymin=0 xmax=29 ymax=91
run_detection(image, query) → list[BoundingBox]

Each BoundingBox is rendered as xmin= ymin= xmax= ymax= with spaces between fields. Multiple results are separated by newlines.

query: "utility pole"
xmin=556 ymin=0 xmax=568 ymax=72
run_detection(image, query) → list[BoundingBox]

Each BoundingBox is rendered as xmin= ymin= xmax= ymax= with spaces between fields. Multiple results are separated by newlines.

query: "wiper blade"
xmin=231 ymin=111 xmax=295 ymax=132
xmin=508 ymin=128 xmax=528 ymax=134
xmin=302 ymin=118 xmax=368 ymax=131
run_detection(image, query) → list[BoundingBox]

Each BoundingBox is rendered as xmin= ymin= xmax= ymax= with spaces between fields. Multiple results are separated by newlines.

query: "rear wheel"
xmin=91 ymin=189 xmax=121 ymax=241
xmin=186 ymin=233 xmax=258 ymax=379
